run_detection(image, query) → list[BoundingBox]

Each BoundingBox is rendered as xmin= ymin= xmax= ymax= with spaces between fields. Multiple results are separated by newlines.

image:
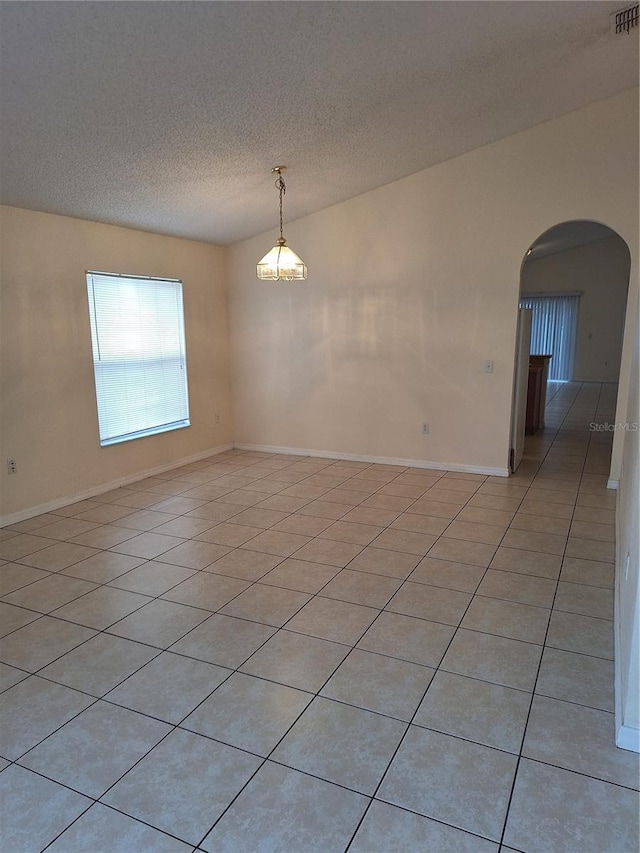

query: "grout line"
xmin=0 ymin=381 xmax=626 ymax=852
xmin=497 ymin=380 xmax=610 ymax=849
xmin=342 ymin=455 xmax=540 ymax=848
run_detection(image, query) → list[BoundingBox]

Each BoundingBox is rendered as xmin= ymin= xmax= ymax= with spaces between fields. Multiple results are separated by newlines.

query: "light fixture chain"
xmin=276 ymin=174 xmax=286 ymax=241
xmin=257 ymin=166 xmax=306 ymax=281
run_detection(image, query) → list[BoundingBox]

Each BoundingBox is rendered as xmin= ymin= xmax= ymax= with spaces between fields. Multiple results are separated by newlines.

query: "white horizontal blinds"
xmin=86 ymin=272 xmax=190 ymax=446
xmin=519 ymin=294 xmax=580 ymax=382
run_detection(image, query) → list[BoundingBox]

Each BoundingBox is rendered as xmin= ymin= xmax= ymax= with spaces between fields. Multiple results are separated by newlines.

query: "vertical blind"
xmin=519 ymin=293 xmax=580 ymax=382
xmin=86 ymin=272 xmax=190 ymax=446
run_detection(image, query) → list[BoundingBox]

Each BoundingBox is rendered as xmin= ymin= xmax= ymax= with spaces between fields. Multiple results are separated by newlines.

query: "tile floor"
xmin=1 ymin=381 xmax=638 ymax=852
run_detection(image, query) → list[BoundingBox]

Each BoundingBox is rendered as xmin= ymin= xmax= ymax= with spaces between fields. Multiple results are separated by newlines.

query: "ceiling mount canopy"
xmin=256 ymin=166 xmax=307 ymax=282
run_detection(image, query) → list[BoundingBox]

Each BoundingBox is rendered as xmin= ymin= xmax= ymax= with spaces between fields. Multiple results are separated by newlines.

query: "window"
xmin=86 ymin=271 xmax=190 ymax=446
xmin=519 ymin=293 xmax=580 ymax=382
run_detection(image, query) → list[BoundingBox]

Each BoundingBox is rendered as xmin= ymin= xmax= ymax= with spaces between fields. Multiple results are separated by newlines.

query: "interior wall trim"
xmin=0 ymin=443 xmax=234 ymax=527
xmin=616 ymin=723 xmax=640 ymax=753
xmin=233 ymin=443 xmax=510 ymax=478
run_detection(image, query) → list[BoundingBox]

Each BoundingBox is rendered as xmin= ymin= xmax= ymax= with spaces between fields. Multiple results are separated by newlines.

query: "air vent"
xmin=610 ymin=4 xmax=639 ymax=34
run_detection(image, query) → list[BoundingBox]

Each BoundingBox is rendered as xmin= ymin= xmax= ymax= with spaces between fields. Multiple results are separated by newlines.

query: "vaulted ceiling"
xmin=1 ymin=1 xmax=637 ymax=245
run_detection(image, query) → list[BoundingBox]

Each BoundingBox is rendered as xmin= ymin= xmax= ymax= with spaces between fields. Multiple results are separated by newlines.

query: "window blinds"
xmin=519 ymin=293 xmax=580 ymax=382
xmin=86 ymin=272 xmax=190 ymax=446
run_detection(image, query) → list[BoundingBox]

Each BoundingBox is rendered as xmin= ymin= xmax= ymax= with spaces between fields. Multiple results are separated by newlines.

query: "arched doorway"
xmin=509 ymin=219 xmax=637 ymax=753
xmin=510 ymin=220 xmax=631 ymax=477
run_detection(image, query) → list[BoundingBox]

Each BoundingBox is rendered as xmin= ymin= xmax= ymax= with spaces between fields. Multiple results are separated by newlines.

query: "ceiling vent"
xmin=610 ymin=4 xmax=639 ymax=34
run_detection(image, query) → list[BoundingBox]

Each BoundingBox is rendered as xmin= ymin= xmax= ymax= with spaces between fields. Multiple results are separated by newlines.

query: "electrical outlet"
xmin=7 ymin=458 xmax=16 ymax=475
xmin=422 ymin=422 xmax=429 ymax=435
xmin=215 ymin=413 xmax=222 ymax=425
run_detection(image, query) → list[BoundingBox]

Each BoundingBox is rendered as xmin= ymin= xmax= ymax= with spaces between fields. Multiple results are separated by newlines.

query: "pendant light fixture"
xmin=257 ymin=166 xmax=307 ymax=281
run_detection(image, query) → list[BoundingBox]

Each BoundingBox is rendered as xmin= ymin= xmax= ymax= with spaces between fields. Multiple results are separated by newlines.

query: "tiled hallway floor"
xmin=1 ymin=382 xmax=638 ymax=852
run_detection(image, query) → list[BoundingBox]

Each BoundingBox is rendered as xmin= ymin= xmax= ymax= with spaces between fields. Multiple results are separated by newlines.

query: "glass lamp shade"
xmin=256 ymin=241 xmax=307 ymax=281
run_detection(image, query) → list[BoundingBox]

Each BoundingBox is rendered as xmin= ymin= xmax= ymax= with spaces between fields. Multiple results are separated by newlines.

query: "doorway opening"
xmin=510 ymin=219 xmax=631 ymax=474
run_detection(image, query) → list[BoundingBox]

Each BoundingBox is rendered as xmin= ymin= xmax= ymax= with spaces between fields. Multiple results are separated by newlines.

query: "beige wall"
xmin=521 ymin=236 xmax=631 ymax=382
xmin=0 ymin=207 xmax=232 ymax=520
xmin=229 ymin=89 xmax=638 ymax=477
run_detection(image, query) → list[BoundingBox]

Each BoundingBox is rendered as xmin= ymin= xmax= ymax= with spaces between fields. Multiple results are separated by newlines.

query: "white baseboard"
xmin=0 ymin=444 xmax=234 ymax=527
xmin=233 ymin=443 xmax=510 ymax=478
xmin=607 ymin=478 xmax=619 ymax=490
xmin=616 ymin=724 xmax=640 ymax=753
xmin=2 ymin=440 xmax=511 ymax=527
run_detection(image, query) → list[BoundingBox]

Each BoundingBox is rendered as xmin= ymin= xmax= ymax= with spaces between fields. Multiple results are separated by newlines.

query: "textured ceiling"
xmin=1 ymin=1 xmax=638 ymax=245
